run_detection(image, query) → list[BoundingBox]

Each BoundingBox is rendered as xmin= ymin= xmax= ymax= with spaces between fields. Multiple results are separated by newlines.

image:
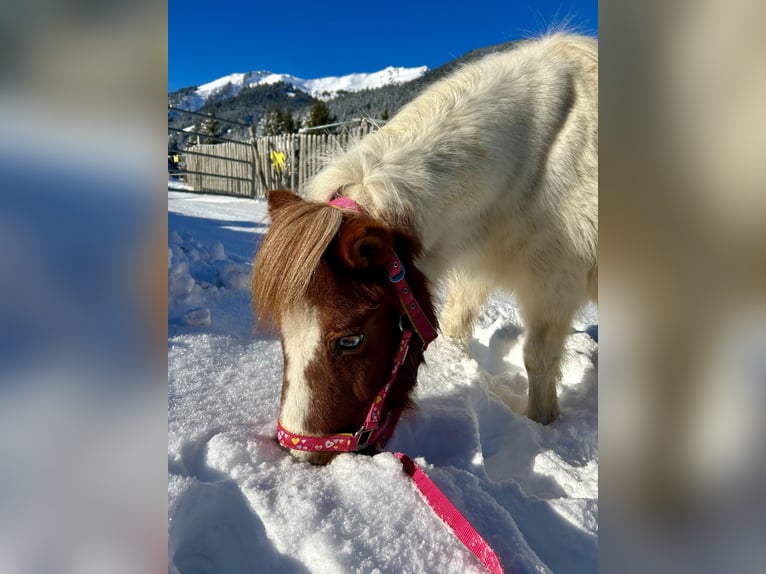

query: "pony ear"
xmin=267 ymin=189 xmax=302 ymax=214
xmin=337 ymin=218 xmax=393 ymax=270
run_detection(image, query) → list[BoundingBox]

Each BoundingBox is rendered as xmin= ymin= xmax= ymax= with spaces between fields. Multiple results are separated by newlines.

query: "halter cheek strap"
xmin=387 ymin=252 xmax=437 ymax=346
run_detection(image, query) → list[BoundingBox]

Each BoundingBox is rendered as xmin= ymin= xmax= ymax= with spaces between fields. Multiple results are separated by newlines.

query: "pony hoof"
xmin=526 ymin=403 xmax=560 ymax=425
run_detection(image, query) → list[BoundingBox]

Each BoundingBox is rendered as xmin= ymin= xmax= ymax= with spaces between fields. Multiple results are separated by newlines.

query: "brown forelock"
xmin=251 ymin=193 xmax=343 ymax=328
xmin=295 ymin=214 xmax=438 ymax=447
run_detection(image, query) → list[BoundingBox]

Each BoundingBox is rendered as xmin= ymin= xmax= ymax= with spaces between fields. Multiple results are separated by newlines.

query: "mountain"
xmin=170 ymin=65 xmax=429 ymax=112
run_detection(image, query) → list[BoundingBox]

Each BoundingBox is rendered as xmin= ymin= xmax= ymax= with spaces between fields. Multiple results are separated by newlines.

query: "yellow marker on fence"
xmin=270 ymin=150 xmax=286 ymax=173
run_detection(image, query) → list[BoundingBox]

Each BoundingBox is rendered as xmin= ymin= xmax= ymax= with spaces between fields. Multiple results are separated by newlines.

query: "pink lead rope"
xmin=275 ymin=195 xmax=504 ymax=574
xmin=396 ymin=453 xmax=505 ymax=574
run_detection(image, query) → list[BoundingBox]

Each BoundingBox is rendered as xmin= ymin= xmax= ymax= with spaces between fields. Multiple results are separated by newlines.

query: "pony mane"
xmin=253 ymin=200 xmax=343 ymax=326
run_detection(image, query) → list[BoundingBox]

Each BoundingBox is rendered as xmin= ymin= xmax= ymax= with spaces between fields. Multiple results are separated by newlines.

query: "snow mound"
xmin=167 ymin=215 xmax=253 ymax=328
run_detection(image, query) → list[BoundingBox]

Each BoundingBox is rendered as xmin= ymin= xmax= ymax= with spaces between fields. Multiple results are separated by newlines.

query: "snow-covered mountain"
xmin=174 ymin=65 xmax=428 ymax=111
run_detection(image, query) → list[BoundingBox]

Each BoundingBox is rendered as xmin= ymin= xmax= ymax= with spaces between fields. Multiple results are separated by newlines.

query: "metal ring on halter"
xmin=354 ymin=428 xmax=375 ymax=450
xmin=389 ymin=266 xmax=406 ymax=283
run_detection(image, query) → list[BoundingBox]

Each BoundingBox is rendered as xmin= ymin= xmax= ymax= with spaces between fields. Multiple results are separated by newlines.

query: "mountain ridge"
xmin=171 ymin=65 xmax=429 ymax=112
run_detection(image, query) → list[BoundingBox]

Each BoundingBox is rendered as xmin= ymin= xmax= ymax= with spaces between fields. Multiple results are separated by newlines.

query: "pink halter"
xmin=275 ymin=196 xmax=437 ymax=454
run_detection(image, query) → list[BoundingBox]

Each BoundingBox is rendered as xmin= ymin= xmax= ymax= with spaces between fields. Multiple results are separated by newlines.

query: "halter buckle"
xmin=354 ymin=427 xmax=375 ymax=450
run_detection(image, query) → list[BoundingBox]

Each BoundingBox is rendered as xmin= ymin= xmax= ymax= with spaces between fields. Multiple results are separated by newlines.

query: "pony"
xmin=253 ymin=33 xmax=598 ymax=464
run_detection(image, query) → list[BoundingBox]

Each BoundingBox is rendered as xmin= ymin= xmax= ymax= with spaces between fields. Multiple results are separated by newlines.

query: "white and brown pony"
xmin=253 ymin=34 xmax=598 ymax=464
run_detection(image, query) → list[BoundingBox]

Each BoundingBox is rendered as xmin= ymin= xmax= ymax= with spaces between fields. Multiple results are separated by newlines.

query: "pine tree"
xmin=187 ymin=120 xmax=202 ymax=147
xmin=282 ymin=109 xmax=296 ymax=133
xmin=201 ymin=111 xmax=221 ymax=144
xmin=262 ymin=107 xmax=298 ymax=135
xmin=307 ymin=99 xmax=334 ymax=128
xmin=262 ymin=108 xmax=284 ymax=136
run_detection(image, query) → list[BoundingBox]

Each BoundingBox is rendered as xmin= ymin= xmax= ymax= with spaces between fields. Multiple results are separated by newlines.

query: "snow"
xmin=177 ymin=65 xmax=429 ymax=110
xmin=168 ymin=177 xmax=194 ymax=191
xmin=195 ymin=71 xmax=273 ymax=100
xmin=282 ymin=66 xmax=429 ymax=99
xmin=168 ymin=191 xmax=598 ymax=573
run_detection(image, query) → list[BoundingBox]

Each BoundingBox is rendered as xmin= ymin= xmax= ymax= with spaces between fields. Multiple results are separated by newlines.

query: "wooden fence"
xmin=179 ymin=122 xmax=378 ymax=198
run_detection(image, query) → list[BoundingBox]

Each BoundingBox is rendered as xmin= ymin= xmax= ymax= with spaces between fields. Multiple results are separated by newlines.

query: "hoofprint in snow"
xmin=168 ymin=191 xmax=598 ymax=573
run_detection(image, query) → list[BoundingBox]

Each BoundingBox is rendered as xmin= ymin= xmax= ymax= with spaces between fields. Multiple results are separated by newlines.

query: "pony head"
xmin=253 ymin=190 xmax=435 ymax=464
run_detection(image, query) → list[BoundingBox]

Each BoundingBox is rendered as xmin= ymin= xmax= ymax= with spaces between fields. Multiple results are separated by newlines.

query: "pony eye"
xmin=336 ymin=334 xmax=364 ymax=352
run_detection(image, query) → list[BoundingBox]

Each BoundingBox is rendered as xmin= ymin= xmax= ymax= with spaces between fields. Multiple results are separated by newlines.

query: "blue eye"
xmin=336 ymin=334 xmax=364 ymax=352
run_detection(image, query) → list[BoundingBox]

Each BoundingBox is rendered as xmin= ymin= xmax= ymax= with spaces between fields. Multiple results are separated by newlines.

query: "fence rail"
xmin=168 ymin=107 xmax=380 ymax=199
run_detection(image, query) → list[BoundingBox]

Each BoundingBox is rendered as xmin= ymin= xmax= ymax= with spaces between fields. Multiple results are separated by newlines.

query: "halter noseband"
xmin=276 ymin=196 xmax=438 ymax=454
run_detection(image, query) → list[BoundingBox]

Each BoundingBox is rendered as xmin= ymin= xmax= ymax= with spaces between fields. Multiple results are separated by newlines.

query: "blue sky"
xmin=168 ymin=0 xmax=598 ymax=92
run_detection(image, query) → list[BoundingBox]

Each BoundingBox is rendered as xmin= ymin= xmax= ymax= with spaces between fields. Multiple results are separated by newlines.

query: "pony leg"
xmin=520 ymin=299 xmax=577 ymax=425
xmin=440 ymin=271 xmax=490 ymax=342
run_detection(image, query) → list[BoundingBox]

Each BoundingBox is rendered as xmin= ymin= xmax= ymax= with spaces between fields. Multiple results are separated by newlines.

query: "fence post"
xmin=252 ymin=126 xmax=256 ymax=199
xmin=290 ymin=135 xmax=296 ymax=191
xmin=248 ymin=126 xmax=257 ymax=199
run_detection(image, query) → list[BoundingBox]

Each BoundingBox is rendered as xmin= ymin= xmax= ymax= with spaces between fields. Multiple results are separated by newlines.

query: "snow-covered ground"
xmin=167 ymin=191 xmax=598 ymax=573
xmin=175 ymin=65 xmax=429 ymax=110
xmin=168 ymin=176 xmax=194 ymax=192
